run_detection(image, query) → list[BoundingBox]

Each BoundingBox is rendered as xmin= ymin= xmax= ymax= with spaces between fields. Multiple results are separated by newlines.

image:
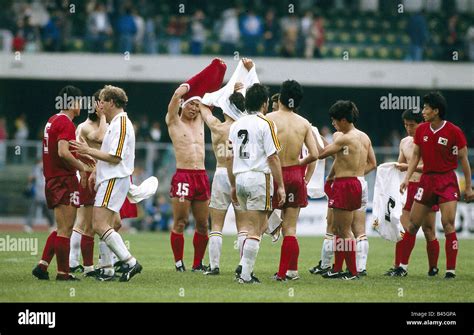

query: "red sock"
xmin=277 ymin=236 xmax=292 ymax=278
xmin=343 ymin=239 xmax=357 ymax=276
xmin=193 ymin=231 xmax=209 ymax=268
xmin=54 ymin=236 xmax=70 ymax=275
xmin=394 ymin=240 xmax=403 ymax=267
xmin=333 ymin=236 xmax=344 ymax=272
xmin=81 ymin=235 xmax=95 ymax=267
xmin=39 ymin=230 xmax=57 ymax=271
xmin=426 ymin=239 xmax=439 ymax=269
xmin=170 ymin=231 xmax=184 ymax=263
xmin=288 ymin=237 xmax=299 ymax=271
xmin=400 ymin=231 xmax=416 ymax=265
xmin=445 ymin=232 xmax=458 ymax=271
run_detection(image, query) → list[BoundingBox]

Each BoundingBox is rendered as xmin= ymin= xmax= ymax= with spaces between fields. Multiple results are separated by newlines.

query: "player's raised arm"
xmin=400 ymin=143 xmax=421 ymax=193
xmin=166 ymin=85 xmax=188 ymax=125
xmin=86 ymin=107 xmax=107 ymax=144
xmin=318 ymin=133 xmax=345 ymax=159
xmin=242 ymin=57 xmax=254 ymax=71
xmin=458 ymin=147 xmax=473 ymax=202
xmin=199 ymin=102 xmax=220 ymax=132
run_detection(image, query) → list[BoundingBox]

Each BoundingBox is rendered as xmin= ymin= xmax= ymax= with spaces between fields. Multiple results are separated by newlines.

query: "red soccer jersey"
xmin=414 ymin=121 xmax=467 ymax=173
xmin=43 ymin=113 xmax=77 ymax=179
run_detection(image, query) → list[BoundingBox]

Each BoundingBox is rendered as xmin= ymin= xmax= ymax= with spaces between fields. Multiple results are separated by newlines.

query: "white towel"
xmin=202 ymin=61 xmax=260 ymax=120
xmin=304 ymin=126 xmax=326 ymax=199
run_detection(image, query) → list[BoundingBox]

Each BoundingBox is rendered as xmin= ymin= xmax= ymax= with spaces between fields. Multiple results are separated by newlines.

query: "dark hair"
xmin=245 ymin=83 xmax=269 ymax=113
xmin=58 ymin=85 xmax=82 ymax=98
xmin=88 ymin=89 xmax=102 ymax=121
xmin=402 ymin=108 xmax=423 ymax=123
xmin=229 ymin=92 xmax=245 ymax=112
xmin=279 ymin=80 xmax=303 ymax=111
xmin=423 ymin=92 xmax=447 ymax=119
xmin=329 ymin=100 xmax=359 ymax=123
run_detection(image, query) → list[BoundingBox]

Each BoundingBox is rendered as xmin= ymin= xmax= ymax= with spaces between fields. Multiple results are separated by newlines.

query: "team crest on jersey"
xmin=423 ymin=136 xmax=428 ymax=142
xmin=438 ymin=137 xmax=448 ymax=146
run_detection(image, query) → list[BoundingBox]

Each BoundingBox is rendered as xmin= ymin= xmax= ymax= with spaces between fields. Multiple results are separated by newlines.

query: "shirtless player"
xmin=318 ymin=100 xmax=364 ymax=280
xmin=266 ymin=80 xmax=319 ymax=281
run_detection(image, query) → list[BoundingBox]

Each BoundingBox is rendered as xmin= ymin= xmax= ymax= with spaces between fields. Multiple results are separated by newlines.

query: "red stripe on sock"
xmin=343 ymin=239 xmax=357 ymax=276
xmin=333 ymin=236 xmax=344 ymax=272
xmin=170 ymin=231 xmax=184 ymax=263
xmin=193 ymin=231 xmax=209 ymax=268
xmin=394 ymin=240 xmax=403 ymax=267
xmin=445 ymin=232 xmax=458 ymax=271
xmin=40 ymin=230 xmax=57 ymax=270
xmin=277 ymin=236 xmax=292 ymax=278
xmin=288 ymin=237 xmax=299 ymax=271
xmin=400 ymin=231 xmax=416 ymax=265
xmin=54 ymin=236 xmax=70 ymax=274
xmin=81 ymin=235 xmax=95 ymax=267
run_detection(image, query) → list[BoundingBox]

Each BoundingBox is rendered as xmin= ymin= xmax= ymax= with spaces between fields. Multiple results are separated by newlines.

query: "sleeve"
xmin=108 ymin=117 xmax=128 ymax=159
xmin=57 ymin=119 xmax=76 ymax=142
xmin=454 ymin=126 xmax=467 ymax=150
xmin=262 ymin=119 xmax=281 ymax=158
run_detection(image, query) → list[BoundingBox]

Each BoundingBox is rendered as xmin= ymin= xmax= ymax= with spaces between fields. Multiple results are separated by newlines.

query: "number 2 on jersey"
xmin=238 ymin=129 xmax=249 ymax=159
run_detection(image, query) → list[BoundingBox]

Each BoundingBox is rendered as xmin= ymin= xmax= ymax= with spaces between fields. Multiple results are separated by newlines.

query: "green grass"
xmin=1 ymin=232 xmax=474 ymax=302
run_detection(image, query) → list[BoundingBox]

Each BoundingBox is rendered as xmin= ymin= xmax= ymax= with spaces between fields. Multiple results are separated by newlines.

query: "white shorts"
xmin=94 ymin=177 xmax=130 ymax=213
xmin=358 ymin=176 xmax=368 ymax=212
xmin=236 ymin=171 xmax=273 ymax=211
xmin=209 ymin=167 xmax=232 ymax=210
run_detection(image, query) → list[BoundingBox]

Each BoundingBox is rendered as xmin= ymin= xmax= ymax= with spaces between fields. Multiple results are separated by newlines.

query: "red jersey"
xmin=414 ymin=121 xmax=467 ymax=173
xmin=43 ymin=113 xmax=77 ymax=179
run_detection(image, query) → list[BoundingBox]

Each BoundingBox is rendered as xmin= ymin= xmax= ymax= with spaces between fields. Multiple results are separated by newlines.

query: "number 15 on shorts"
xmin=177 ymin=183 xmax=189 ymax=197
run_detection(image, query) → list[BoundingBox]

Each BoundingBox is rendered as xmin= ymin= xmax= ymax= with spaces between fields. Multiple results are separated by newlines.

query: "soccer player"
xmin=32 ymin=85 xmax=89 ymax=281
xmin=70 ymin=85 xmax=142 ymax=282
xmin=166 ymin=82 xmax=211 ymax=272
xmin=317 ymin=100 xmax=365 ymax=280
xmin=271 ymin=93 xmax=280 ymax=112
xmin=200 ymin=59 xmax=255 ymax=276
xmin=393 ymin=92 xmax=473 ymax=279
xmin=266 ymin=80 xmax=318 ymax=281
xmin=227 ymin=83 xmax=286 ymax=284
xmin=384 ymin=109 xmax=439 ymax=276
xmin=69 ymin=89 xmax=106 ymax=276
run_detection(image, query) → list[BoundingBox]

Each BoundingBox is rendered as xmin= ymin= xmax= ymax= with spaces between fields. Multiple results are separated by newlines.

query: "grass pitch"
xmin=1 ymin=232 xmax=473 ymax=302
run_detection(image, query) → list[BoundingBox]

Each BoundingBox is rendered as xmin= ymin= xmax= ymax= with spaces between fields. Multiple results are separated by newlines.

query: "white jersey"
xmin=372 ymin=162 xmax=406 ymax=242
xmin=229 ymin=113 xmax=281 ymax=175
xmin=96 ymin=111 xmax=135 ymax=185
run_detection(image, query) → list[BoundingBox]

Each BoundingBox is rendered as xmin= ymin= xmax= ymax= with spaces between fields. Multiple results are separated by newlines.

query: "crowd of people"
xmin=0 ymin=0 xmax=473 ymax=61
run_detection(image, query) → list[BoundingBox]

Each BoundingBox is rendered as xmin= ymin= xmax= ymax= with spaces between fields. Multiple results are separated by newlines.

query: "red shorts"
xmin=324 ymin=180 xmax=333 ymax=199
xmin=169 ymin=169 xmax=211 ymax=201
xmin=328 ymin=177 xmax=362 ymax=211
xmin=79 ymin=171 xmax=96 ymax=206
xmin=414 ymin=171 xmax=460 ymax=208
xmin=272 ymin=165 xmax=308 ymax=209
xmin=45 ymin=175 xmax=80 ymax=209
xmin=120 ymin=197 xmax=138 ymax=219
xmin=403 ymin=181 xmax=439 ymax=212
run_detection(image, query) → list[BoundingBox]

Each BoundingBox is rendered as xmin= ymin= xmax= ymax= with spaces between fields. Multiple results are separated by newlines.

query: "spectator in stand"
xmin=14 ymin=113 xmax=29 ymax=164
xmin=219 ymin=8 xmax=240 ymax=55
xmin=280 ymin=13 xmax=300 ymax=57
xmin=406 ymin=10 xmax=429 ymax=61
xmin=302 ymin=10 xmax=314 ymax=58
xmin=144 ymin=14 xmax=163 ymax=54
xmin=42 ymin=9 xmax=62 ymax=52
xmin=0 ymin=117 xmax=7 ymax=169
xmin=311 ymin=14 xmax=325 ymax=58
xmin=166 ymin=15 xmax=187 ymax=55
xmin=132 ymin=8 xmax=145 ymax=53
xmin=117 ymin=5 xmax=137 ymax=53
xmin=137 ymin=114 xmax=151 ymax=141
xmin=444 ymin=14 xmax=462 ymax=60
xmin=190 ymin=10 xmax=206 ymax=55
xmin=262 ymin=8 xmax=280 ymax=56
xmin=86 ymin=2 xmax=112 ymax=53
xmin=239 ymin=8 xmax=263 ymax=56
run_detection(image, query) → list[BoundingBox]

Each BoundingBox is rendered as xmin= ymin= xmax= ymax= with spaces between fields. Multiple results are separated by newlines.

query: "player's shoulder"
xmin=401 ymin=136 xmax=413 ymax=144
xmin=445 ymin=121 xmax=463 ymax=133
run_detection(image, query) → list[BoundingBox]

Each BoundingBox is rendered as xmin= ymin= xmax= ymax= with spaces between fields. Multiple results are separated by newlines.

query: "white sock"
xmin=321 ymin=233 xmax=334 ymax=269
xmin=69 ymin=230 xmax=82 ymax=268
xmin=98 ymin=240 xmax=113 ymax=268
xmin=241 ymin=238 xmax=260 ymax=281
xmin=83 ymin=265 xmax=95 ymax=273
xmin=237 ymin=231 xmax=248 ymax=266
xmin=356 ymin=235 xmax=369 ymax=272
xmin=111 ymin=252 xmax=119 ymax=265
xmin=103 ymin=230 xmax=136 ymax=267
xmin=209 ymin=231 xmax=223 ymax=270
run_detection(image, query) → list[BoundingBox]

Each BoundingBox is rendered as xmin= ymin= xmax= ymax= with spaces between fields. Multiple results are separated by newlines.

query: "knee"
xmin=174 ymin=217 xmax=188 ymax=231
xmin=113 ymin=220 xmax=122 ymax=231
xmin=195 ymin=224 xmax=208 ymax=235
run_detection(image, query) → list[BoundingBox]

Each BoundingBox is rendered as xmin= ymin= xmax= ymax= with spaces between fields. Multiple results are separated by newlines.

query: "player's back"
xmin=354 ymin=128 xmax=370 ymax=176
xmin=43 ymin=113 xmax=76 ymax=180
xmin=211 ymin=121 xmax=233 ymax=168
xmin=333 ymin=130 xmax=362 ymax=178
xmin=267 ymin=110 xmax=309 ymax=167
